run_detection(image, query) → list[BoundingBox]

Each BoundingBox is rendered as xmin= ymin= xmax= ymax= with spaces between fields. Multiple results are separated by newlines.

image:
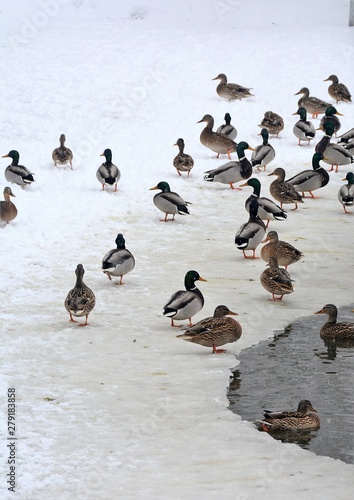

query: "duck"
xmin=337 ymin=127 xmax=354 ymax=145
xmin=173 ymin=138 xmax=194 ymax=177
xmin=319 ymin=105 xmax=342 ymax=136
xmin=338 ymin=172 xmax=354 ymax=213
xmin=2 ymin=150 xmax=35 ymax=187
xmin=261 ymin=230 xmax=303 ymax=269
xmin=64 ymin=264 xmax=96 ymax=326
xmin=216 ymin=113 xmax=238 ymax=141
xmin=235 ymin=197 xmax=266 ymax=259
xmin=176 ymin=304 xmax=242 ymax=354
xmin=268 ymin=168 xmax=304 ymax=210
xmin=259 ymin=400 xmax=320 ymax=432
xmin=324 ymin=74 xmax=352 ymax=104
xmin=258 ymin=111 xmax=284 ymax=137
xmin=316 ymin=122 xmax=354 ymax=173
xmin=286 ymin=152 xmax=329 ymax=198
xmin=314 ymin=304 xmax=354 ymax=339
xmin=292 ymin=107 xmax=316 ymax=146
xmin=150 ymin=181 xmax=190 ymax=222
xmin=52 ymin=134 xmax=73 ymax=169
xmin=197 ymin=114 xmax=237 ymax=159
xmin=203 ymin=141 xmax=253 ymax=190
xmin=102 ymin=233 xmax=135 ymax=285
xmin=0 ymin=187 xmax=17 ymax=224
xmin=260 ymin=256 xmax=294 ymax=301
xmin=295 ymin=87 xmax=331 ymax=118
xmin=163 ymin=270 xmax=207 ymax=327
xmin=96 ymin=149 xmax=121 ymax=191
xmin=251 ymin=128 xmax=275 ymax=171
xmin=212 ymin=73 xmax=253 ymax=101
xmin=240 ymin=178 xmax=287 ymax=228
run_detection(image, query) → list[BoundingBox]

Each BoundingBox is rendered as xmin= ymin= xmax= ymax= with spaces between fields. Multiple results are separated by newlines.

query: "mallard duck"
xmin=292 ymin=107 xmax=316 ymax=146
xmin=96 ymin=149 xmax=121 ymax=191
xmin=212 ymin=73 xmax=253 ymax=101
xmin=102 ymin=233 xmax=135 ymax=285
xmin=173 ymin=138 xmax=194 ymax=177
xmin=259 ymin=400 xmax=320 ymax=432
xmin=0 ymin=187 xmax=17 ymax=224
xmin=314 ymin=304 xmax=354 ymax=339
xmin=52 ymin=134 xmax=73 ymax=169
xmin=197 ymin=114 xmax=237 ymax=159
xmin=319 ymin=105 xmax=342 ymax=137
xmin=337 ymin=127 xmax=354 ymax=145
xmin=295 ymin=87 xmax=331 ymax=118
xmin=203 ymin=141 xmax=253 ymax=190
xmin=261 ymin=230 xmax=303 ymax=269
xmin=216 ymin=113 xmax=237 ymax=141
xmin=177 ymin=304 xmax=242 ymax=354
xmin=338 ymin=172 xmax=354 ymax=213
xmin=64 ymin=264 xmax=96 ymax=326
xmin=258 ymin=111 xmax=284 ymax=137
xmin=240 ymin=178 xmax=287 ymax=228
xmin=251 ymin=128 xmax=275 ymax=171
xmin=268 ymin=168 xmax=304 ymax=210
xmin=235 ymin=198 xmax=266 ymax=259
xmin=163 ymin=270 xmax=207 ymax=327
xmin=150 ymin=181 xmax=190 ymax=222
xmin=324 ymin=74 xmax=352 ymax=104
xmin=286 ymin=152 xmax=329 ymax=198
xmin=260 ymin=256 xmax=294 ymax=301
xmin=316 ymin=122 xmax=354 ymax=173
xmin=2 ymin=150 xmax=35 ymax=187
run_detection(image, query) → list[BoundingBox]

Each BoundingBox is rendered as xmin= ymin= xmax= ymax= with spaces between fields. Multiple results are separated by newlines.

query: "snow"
xmin=1 ymin=0 xmax=353 ymax=498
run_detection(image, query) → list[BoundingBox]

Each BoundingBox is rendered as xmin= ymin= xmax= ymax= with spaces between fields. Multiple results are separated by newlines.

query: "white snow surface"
xmin=1 ymin=0 xmax=354 ymax=498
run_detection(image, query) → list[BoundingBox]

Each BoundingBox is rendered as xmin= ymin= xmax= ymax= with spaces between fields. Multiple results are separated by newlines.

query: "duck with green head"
xmin=338 ymin=172 xmax=354 ymax=213
xmin=235 ymin=198 xmax=266 ymax=259
xmin=286 ymin=152 xmax=329 ymax=198
xmin=292 ymin=107 xmax=316 ymax=146
xmin=216 ymin=113 xmax=238 ymax=141
xmin=150 ymin=181 xmax=190 ymax=222
xmin=102 ymin=233 xmax=135 ymax=285
xmin=316 ymin=122 xmax=354 ymax=173
xmin=319 ymin=105 xmax=343 ymax=136
xmin=96 ymin=149 xmax=121 ymax=191
xmin=2 ymin=150 xmax=35 ymax=186
xmin=251 ymin=128 xmax=275 ymax=171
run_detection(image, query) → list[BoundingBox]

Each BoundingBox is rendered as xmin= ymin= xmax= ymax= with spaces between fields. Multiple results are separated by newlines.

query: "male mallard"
xmin=203 ymin=141 xmax=253 ymax=190
xmin=338 ymin=172 xmax=354 ymax=213
xmin=286 ymin=152 xmax=329 ymax=198
xmin=163 ymin=270 xmax=207 ymax=327
xmin=52 ymin=134 xmax=73 ymax=169
xmin=314 ymin=304 xmax=354 ymax=339
xmin=64 ymin=264 xmax=96 ymax=326
xmin=212 ymin=73 xmax=253 ymax=101
xmin=292 ymin=107 xmax=316 ymax=146
xmin=337 ymin=127 xmax=354 ymax=145
xmin=316 ymin=122 xmax=354 ymax=173
xmin=96 ymin=149 xmax=121 ymax=191
xmin=261 ymin=230 xmax=303 ymax=269
xmin=150 ymin=181 xmax=190 ymax=222
xmin=102 ymin=233 xmax=135 ymax=285
xmin=177 ymin=304 xmax=242 ymax=354
xmin=324 ymin=74 xmax=352 ymax=104
xmin=2 ymin=150 xmax=35 ymax=187
xmin=216 ymin=113 xmax=238 ymax=141
xmin=235 ymin=198 xmax=266 ymax=259
xmin=173 ymin=138 xmax=194 ymax=177
xmin=197 ymin=114 xmax=237 ymax=159
xmin=258 ymin=111 xmax=284 ymax=137
xmin=319 ymin=106 xmax=343 ymax=136
xmin=295 ymin=87 xmax=331 ymax=118
xmin=0 ymin=187 xmax=17 ymax=224
xmin=260 ymin=256 xmax=294 ymax=301
xmin=251 ymin=128 xmax=275 ymax=171
xmin=259 ymin=400 xmax=320 ymax=432
xmin=268 ymin=168 xmax=304 ymax=210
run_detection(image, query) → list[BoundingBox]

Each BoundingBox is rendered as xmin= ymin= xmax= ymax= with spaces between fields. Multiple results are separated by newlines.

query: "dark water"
xmin=227 ymin=305 xmax=354 ymax=464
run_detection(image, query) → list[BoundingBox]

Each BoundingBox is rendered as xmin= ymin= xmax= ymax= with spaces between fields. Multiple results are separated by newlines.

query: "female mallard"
xmin=173 ymin=138 xmax=194 ymax=177
xmin=163 ymin=270 xmax=207 ymax=327
xmin=258 ymin=111 xmax=284 ymax=137
xmin=316 ymin=122 xmax=354 ymax=173
xmin=52 ymin=134 xmax=73 ymax=169
xmin=314 ymin=304 xmax=354 ymax=339
xmin=268 ymin=167 xmax=304 ymax=210
xmin=216 ymin=113 xmax=237 ymax=141
xmin=338 ymin=172 xmax=354 ymax=213
xmin=102 ymin=233 xmax=135 ymax=285
xmin=203 ymin=141 xmax=253 ymax=190
xmin=292 ymin=107 xmax=316 ymax=146
xmin=319 ymin=105 xmax=342 ymax=136
xmin=64 ymin=264 xmax=96 ymax=326
xmin=2 ymin=150 xmax=35 ymax=187
xmin=240 ymin=178 xmax=287 ymax=228
xmin=212 ymin=73 xmax=253 ymax=101
xmin=251 ymin=128 xmax=275 ymax=171
xmin=0 ymin=187 xmax=17 ymax=224
xmin=261 ymin=230 xmax=303 ymax=269
xmin=260 ymin=256 xmax=294 ymax=301
xmin=295 ymin=87 xmax=331 ymax=118
xmin=286 ymin=152 xmax=329 ymax=198
xmin=177 ymin=304 xmax=242 ymax=354
xmin=324 ymin=74 xmax=352 ymax=104
xmin=150 ymin=181 xmax=190 ymax=222
xmin=259 ymin=400 xmax=320 ymax=432
xmin=96 ymin=149 xmax=121 ymax=191
xmin=235 ymin=198 xmax=266 ymax=259
xmin=197 ymin=114 xmax=237 ymax=159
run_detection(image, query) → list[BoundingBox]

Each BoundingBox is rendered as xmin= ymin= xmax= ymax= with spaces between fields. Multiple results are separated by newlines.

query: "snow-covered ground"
xmin=0 ymin=1 xmax=353 ymax=498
